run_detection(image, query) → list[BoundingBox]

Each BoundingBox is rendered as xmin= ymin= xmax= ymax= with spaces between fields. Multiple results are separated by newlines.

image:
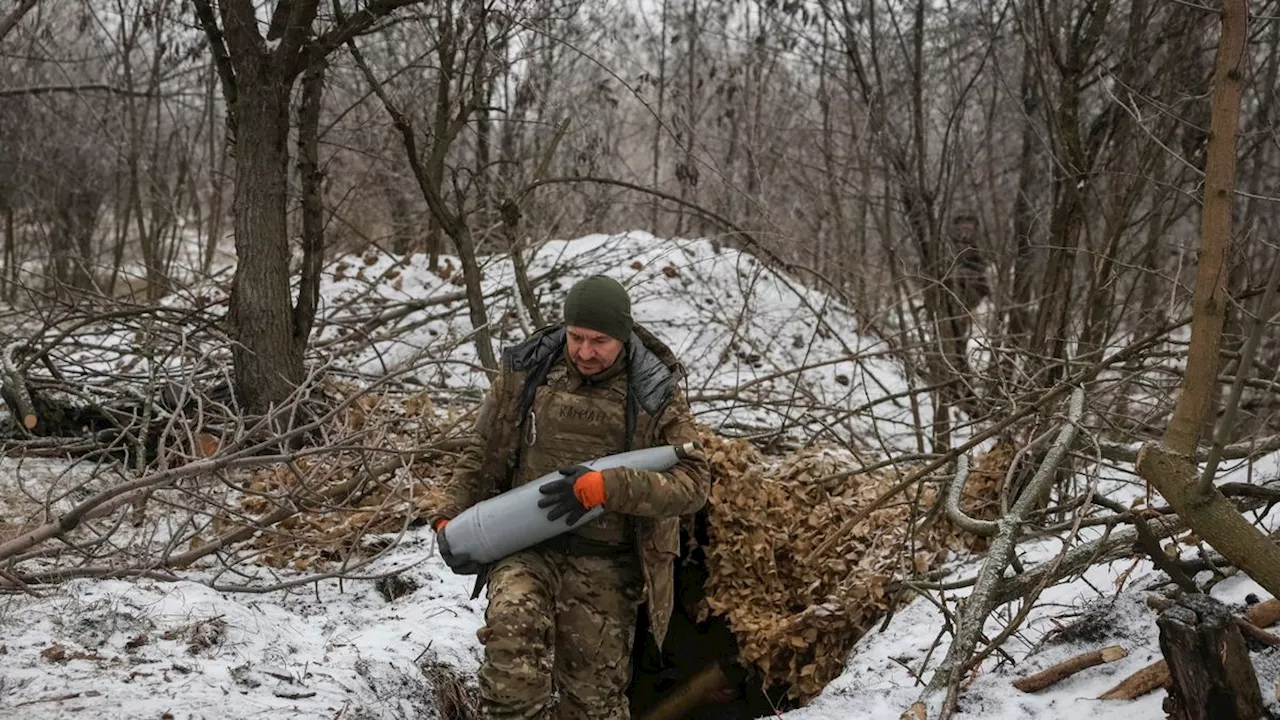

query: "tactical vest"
xmin=500 ymin=326 xmax=677 ymax=546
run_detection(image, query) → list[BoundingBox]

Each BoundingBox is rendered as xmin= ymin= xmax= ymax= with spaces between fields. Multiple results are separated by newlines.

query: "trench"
xmin=628 ymin=510 xmax=796 ymax=720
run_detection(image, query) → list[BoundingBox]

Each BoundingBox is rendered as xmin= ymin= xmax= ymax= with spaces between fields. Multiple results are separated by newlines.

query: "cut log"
xmin=1246 ymin=599 xmax=1280 ymax=629
xmin=1235 ymin=618 xmax=1280 ymax=647
xmin=1013 ymin=645 xmax=1127 ymax=693
xmin=1098 ymin=659 xmax=1170 ymax=700
xmin=1157 ymin=593 xmax=1266 ymax=720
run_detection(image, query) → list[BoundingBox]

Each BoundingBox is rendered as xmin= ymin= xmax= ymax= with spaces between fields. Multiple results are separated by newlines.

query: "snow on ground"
xmin=1 ymin=232 xmax=1279 ymax=719
xmin=2 ymin=454 xmax=1276 ymax=719
xmin=0 ymin=530 xmax=483 ymax=719
xmin=789 ymin=449 xmax=1280 ymax=720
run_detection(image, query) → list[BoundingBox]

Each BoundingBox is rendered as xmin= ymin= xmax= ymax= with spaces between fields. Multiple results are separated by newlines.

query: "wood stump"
xmin=1157 ymin=593 xmax=1268 ymax=720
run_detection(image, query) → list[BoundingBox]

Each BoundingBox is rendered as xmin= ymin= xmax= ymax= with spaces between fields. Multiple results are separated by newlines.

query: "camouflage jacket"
xmin=431 ymin=323 xmax=709 ymax=646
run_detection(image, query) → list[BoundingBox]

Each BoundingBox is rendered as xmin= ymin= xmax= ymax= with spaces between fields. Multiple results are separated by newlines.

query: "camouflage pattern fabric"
xmin=430 ymin=323 xmax=709 ymax=647
xmin=478 ymin=547 xmax=643 ymax=720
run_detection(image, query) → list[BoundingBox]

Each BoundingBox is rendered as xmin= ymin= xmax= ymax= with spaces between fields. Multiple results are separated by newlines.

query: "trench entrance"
xmin=628 ymin=511 xmax=796 ymax=720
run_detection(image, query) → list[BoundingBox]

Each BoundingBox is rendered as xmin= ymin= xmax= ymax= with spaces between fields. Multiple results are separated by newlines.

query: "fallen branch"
xmin=1234 ymin=618 xmax=1280 ymax=647
xmin=944 ymin=454 xmax=998 ymax=537
xmin=1099 ymin=433 xmax=1280 ymax=464
xmin=1013 ymin=646 xmax=1128 ymax=693
xmin=992 ymin=516 xmax=1187 ymax=606
xmin=0 ymin=84 xmax=161 ymax=98
xmin=1098 ymin=659 xmax=1170 ymax=700
xmin=922 ymin=388 xmax=1085 ymax=719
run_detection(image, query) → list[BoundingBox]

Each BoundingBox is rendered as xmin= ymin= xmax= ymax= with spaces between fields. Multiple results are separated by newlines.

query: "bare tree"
xmin=1137 ymin=0 xmax=1280 ymax=601
xmin=190 ymin=0 xmax=418 ymax=412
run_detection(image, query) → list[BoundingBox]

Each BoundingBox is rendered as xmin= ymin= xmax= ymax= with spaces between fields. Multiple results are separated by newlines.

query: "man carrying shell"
xmin=429 ymin=275 xmax=710 ymax=719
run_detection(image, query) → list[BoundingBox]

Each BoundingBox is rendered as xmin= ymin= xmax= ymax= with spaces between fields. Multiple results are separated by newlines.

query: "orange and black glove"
xmin=537 ymin=465 xmax=606 ymax=525
xmin=433 ymin=518 xmax=481 ymax=575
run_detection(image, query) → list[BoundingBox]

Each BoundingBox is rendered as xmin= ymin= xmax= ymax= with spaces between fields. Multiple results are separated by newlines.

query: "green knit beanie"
xmin=563 ymin=275 xmax=633 ymax=342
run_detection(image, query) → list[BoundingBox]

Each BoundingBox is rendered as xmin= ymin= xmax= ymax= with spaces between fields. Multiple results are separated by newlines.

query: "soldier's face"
xmin=566 ymin=326 xmax=623 ymax=376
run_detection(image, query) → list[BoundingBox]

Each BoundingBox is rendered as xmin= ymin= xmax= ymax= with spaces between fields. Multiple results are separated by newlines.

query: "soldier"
xmin=429 ymin=275 xmax=710 ymax=720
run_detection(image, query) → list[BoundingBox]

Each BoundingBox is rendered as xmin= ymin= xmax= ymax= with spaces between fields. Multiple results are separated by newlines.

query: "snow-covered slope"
xmin=318 ymin=231 xmax=925 ymax=449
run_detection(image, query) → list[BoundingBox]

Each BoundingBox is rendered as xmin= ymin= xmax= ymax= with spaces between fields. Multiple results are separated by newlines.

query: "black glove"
xmin=437 ymin=527 xmax=481 ymax=575
xmin=537 ymin=465 xmax=593 ymax=525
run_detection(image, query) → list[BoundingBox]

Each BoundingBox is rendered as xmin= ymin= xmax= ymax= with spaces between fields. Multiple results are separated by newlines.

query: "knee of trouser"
xmin=481 ymin=593 xmax=555 ymax=650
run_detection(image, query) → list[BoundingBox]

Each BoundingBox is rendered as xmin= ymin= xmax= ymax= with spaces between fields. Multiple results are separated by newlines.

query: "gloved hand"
xmin=434 ymin=519 xmax=481 ymax=575
xmin=538 ymin=465 xmax=606 ymax=524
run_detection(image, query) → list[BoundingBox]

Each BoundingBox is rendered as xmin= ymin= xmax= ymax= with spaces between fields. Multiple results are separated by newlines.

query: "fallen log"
xmin=1098 ymin=659 xmax=1170 ymax=700
xmin=1157 ymin=593 xmax=1267 ymax=720
xmin=1 ymin=340 xmax=37 ymax=431
xmin=1013 ymin=645 xmax=1127 ymax=693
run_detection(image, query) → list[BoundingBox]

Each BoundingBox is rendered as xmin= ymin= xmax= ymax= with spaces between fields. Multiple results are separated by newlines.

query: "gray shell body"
xmin=441 ymin=443 xmax=692 ymax=564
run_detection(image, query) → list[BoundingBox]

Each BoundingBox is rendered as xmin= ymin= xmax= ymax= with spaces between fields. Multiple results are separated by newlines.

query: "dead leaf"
xmin=41 ymin=644 xmax=67 ymax=663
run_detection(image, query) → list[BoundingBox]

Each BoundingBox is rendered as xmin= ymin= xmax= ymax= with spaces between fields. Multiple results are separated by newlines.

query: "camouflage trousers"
xmin=477 ymin=547 xmax=643 ymax=720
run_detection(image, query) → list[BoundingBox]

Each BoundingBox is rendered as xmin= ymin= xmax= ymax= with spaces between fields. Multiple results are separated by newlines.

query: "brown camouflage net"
xmin=695 ymin=430 xmax=1005 ymax=701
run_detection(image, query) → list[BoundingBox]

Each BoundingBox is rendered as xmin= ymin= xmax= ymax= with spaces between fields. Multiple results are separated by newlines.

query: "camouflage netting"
xmin=696 ymin=431 xmax=981 ymax=701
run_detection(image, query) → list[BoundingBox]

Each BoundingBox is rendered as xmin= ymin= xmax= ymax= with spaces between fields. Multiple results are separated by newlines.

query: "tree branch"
xmin=945 ymin=454 xmax=999 ymax=537
xmin=344 ymin=24 xmax=459 ymax=234
xmin=220 ymin=0 xmax=267 ymax=60
xmin=1138 ymin=0 xmax=1280 ymax=605
xmin=305 ymin=0 xmax=419 ymax=74
xmin=924 ymin=388 xmax=1085 ymax=719
xmin=0 ymin=0 xmax=37 ymax=44
xmin=191 ymin=0 xmax=239 ymax=113
xmin=293 ymin=60 xmax=326 ymax=352
xmin=0 ymin=84 xmax=159 ymax=99
xmin=275 ymin=0 xmax=320 ymax=70
xmin=1162 ymin=0 xmax=1247 ymax=455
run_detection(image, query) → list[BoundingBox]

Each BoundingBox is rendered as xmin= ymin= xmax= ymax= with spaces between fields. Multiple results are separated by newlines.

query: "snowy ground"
xmin=2 ymin=473 xmax=1277 ymax=720
xmin=0 ymin=530 xmax=482 ymax=719
xmin=0 ymin=233 xmax=1278 ymax=718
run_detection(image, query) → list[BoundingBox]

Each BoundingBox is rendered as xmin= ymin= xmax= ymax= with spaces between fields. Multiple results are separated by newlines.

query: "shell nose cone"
xmin=675 ymin=440 xmax=701 ymax=459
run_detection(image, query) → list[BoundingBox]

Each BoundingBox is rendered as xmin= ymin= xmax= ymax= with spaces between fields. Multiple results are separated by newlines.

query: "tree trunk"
xmin=1157 ymin=594 xmax=1267 ymax=720
xmin=229 ymin=66 xmax=303 ymax=412
xmin=294 ymin=61 xmax=326 ymax=356
xmin=650 ymin=0 xmax=669 ymax=232
xmin=1007 ymin=43 xmax=1040 ymax=343
xmin=203 ymin=60 xmax=227 ymax=276
xmin=2 ymin=201 xmax=12 ymax=301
